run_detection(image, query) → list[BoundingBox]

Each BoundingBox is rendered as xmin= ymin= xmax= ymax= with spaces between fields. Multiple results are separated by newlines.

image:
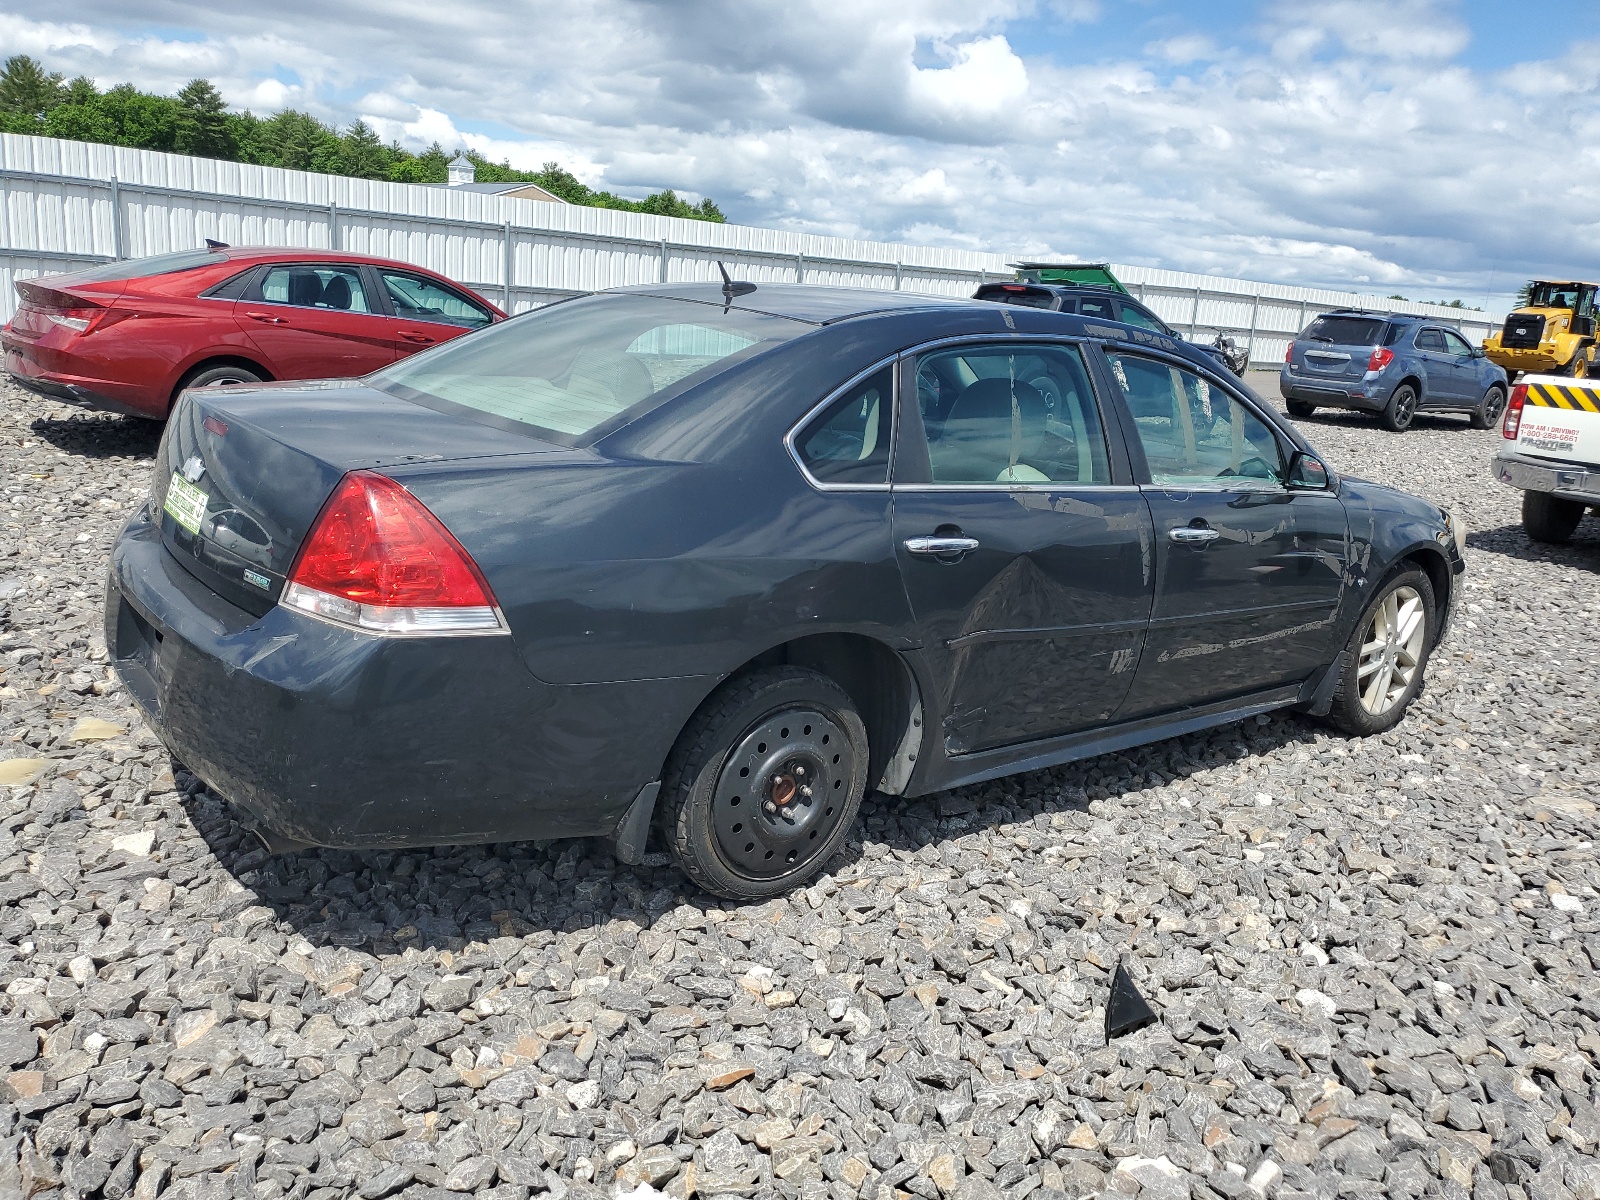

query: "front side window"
xmin=372 ymin=294 xmax=804 ymax=444
xmin=1441 ymin=330 xmax=1474 ymax=357
xmin=1116 ymin=303 xmax=1167 ymax=334
xmin=793 ymin=367 xmax=893 ymax=485
xmin=259 ymin=265 xmax=372 ymax=313
xmin=379 ymin=270 xmax=495 ymax=329
xmin=913 ymin=344 xmax=1110 ymax=485
xmin=1106 ymin=352 xmax=1284 ymax=487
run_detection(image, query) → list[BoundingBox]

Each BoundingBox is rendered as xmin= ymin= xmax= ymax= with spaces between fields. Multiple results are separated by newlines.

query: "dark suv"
xmin=1281 ymin=310 xmax=1508 ymax=432
xmin=973 ymin=282 xmax=1241 ymax=376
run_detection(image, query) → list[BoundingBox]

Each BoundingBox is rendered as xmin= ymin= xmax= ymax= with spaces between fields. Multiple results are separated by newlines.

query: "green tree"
xmin=0 ymin=55 xmax=64 ymax=122
xmin=1516 ymin=281 xmax=1535 ymax=309
xmin=175 ymin=78 xmax=234 ymax=158
xmin=389 ymin=142 xmax=450 ymax=183
xmin=43 ymin=79 xmax=117 ymax=144
xmin=95 ymin=84 xmax=180 ymax=151
xmin=339 ymin=119 xmax=391 ymax=179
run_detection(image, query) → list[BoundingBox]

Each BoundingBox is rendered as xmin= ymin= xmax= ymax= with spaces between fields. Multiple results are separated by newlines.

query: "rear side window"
xmin=1415 ymin=329 xmax=1445 ymax=351
xmin=373 ymin=294 xmax=806 ymax=444
xmin=793 ymin=367 xmax=894 ymax=485
xmin=974 ymin=285 xmax=1057 ymax=309
xmin=1382 ymin=323 xmax=1407 ymax=346
xmin=258 ymin=265 xmax=373 ymax=313
xmin=914 ymin=343 xmax=1110 ymax=485
xmin=1303 ymin=315 xmax=1383 ymax=346
xmin=64 ymin=248 xmax=225 ymax=283
xmin=1076 ymin=296 xmax=1116 ymax=321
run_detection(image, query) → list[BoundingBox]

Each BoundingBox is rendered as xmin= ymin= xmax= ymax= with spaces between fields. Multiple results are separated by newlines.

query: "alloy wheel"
xmin=1482 ymin=388 xmax=1506 ymax=424
xmin=1356 ymin=584 xmax=1426 ymax=716
xmin=1393 ymin=389 xmax=1417 ymax=426
xmin=711 ymin=708 xmax=855 ymax=879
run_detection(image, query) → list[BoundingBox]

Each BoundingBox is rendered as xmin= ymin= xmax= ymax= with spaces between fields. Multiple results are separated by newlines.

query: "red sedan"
xmin=2 ymin=246 xmax=507 ymax=420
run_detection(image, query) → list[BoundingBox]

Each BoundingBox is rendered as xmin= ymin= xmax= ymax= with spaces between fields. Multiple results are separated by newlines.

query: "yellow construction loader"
xmin=1482 ymin=280 xmax=1599 ymax=381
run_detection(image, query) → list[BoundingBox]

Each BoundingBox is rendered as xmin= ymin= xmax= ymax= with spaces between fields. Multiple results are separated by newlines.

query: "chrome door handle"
xmin=904 ymin=535 xmax=980 ymax=556
xmin=1168 ymin=526 xmax=1219 ymax=544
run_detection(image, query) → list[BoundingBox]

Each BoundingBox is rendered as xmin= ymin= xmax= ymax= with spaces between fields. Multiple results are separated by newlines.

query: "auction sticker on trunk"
xmin=163 ymin=473 xmax=208 ymax=534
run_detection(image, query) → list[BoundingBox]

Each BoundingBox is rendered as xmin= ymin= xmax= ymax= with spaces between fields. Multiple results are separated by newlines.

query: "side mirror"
xmin=1288 ymin=450 xmax=1331 ymax=490
xmin=1472 ymin=346 xmax=1488 ymax=358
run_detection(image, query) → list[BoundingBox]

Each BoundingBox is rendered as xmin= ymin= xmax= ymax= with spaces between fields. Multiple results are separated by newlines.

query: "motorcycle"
xmin=1210 ymin=332 xmax=1249 ymax=376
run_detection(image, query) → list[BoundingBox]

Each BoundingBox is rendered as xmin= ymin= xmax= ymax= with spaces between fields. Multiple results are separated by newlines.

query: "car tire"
xmin=182 ymin=364 xmax=265 ymax=391
xmin=1323 ymin=567 xmax=1436 ymax=737
xmin=1522 ymin=491 xmax=1586 ymax=543
xmin=1380 ymin=383 xmax=1418 ymax=432
xmin=1286 ymin=400 xmax=1316 ymax=419
xmin=1469 ymin=384 xmax=1506 ymax=430
xmin=657 ymin=666 xmax=869 ymax=900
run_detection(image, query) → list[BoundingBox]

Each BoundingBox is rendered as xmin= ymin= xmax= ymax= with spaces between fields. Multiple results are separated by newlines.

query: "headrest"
xmin=321 ymin=274 xmax=352 ymax=310
xmin=287 ymin=270 xmax=324 ymax=307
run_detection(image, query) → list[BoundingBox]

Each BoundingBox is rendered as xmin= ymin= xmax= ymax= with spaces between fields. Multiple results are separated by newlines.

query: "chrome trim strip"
xmin=946 ymin=618 xmax=1149 ymax=649
xmin=891 ymin=483 xmax=1143 ymax=493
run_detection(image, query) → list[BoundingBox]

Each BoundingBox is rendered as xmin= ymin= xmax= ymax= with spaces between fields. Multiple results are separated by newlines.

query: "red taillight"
xmin=1502 ymin=384 xmax=1527 ymax=439
xmin=1285 ymin=344 xmax=1293 ymax=363
xmin=282 ymin=471 xmax=505 ymax=635
xmin=202 ymin=415 xmax=230 ymax=437
xmin=1366 ymin=346 xmax=1395 ymax=372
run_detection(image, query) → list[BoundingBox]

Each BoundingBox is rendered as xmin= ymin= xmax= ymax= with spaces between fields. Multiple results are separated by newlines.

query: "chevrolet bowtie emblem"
xmin=181 ymin=455 xmax=205 ymax=484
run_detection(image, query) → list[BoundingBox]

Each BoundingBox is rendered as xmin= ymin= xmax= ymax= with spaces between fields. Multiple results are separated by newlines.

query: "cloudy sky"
xmin=4 ymin=0 xmax=1597 ymax=310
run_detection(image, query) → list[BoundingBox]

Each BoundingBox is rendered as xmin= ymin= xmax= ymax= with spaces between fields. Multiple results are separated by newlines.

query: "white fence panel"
xmin=0 ymin=132 xmax=1503 ymax=366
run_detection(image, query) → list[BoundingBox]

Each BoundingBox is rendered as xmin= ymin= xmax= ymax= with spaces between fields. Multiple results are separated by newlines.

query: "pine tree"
xmin=175 ymin=78 xmax=234 ymax=158
xmin=340 ymin=120 xmax=389 ymax=179
xmin=0 ymin=55 xmax=64 ymax=121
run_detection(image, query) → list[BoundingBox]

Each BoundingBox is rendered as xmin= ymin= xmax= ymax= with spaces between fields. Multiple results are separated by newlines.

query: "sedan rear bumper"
xmin=106 ymin=511 xmax=700 ymax=850
xmin=4 ymin=342 xmax=164 ymax=419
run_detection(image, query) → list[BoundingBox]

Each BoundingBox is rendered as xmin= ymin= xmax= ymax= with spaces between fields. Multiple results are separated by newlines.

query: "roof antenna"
xmin=718 ymin=261 xmax=756 ymax=311
xmin=204 ymin=239 xmax=230 ymax=250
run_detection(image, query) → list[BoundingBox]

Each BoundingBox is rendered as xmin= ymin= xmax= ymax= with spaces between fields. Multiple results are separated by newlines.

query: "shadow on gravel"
xmin=1292 ymin=409 xmax=1472 ymax=433
xmin=177 ymin=708 xmax=1322 ymax=955
xmin=29 ymin=413 xmax=162 ymax=459
xmin=1465 ymin=523 xmax=1600 ymax=570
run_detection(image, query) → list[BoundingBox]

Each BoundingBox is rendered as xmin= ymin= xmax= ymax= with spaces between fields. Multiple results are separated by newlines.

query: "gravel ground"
xmin=0 ymin=373 xmax=1596 ymax=1200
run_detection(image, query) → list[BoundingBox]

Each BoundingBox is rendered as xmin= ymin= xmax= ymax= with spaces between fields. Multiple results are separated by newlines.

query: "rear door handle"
xmin=1168 ymin=526 xmax=1219 ymax=544
xmin=244 ymin=311 xmax=288 ymax=324
xmin=905 ymin=535 xmax=981 ymax=556
xmin=400 ymin=331 xmax=437 ymax=345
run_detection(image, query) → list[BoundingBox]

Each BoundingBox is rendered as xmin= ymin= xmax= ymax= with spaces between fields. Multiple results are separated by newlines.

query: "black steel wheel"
xmin=1380 ymin=383 xmax=1418 ymax=432
xmin=1469 ymin=384 xmax=1506 ymax=430
xmin=658 ymin=666 xmax=868 ymax=899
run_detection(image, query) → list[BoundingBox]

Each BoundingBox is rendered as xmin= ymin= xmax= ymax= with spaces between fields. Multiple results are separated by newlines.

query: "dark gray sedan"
xmin=1281 ymin=309 xmax=1508 ymax=432
xmin=108 ymin=284 xmax=1466 ymax=898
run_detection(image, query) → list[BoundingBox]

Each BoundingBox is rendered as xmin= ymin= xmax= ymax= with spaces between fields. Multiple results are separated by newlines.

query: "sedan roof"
xmin=615 ymin=282 xmax=977 ymax=325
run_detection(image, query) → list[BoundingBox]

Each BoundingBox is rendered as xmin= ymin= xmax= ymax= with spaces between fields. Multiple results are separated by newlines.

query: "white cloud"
xmin=2 ymin=0 xmax=1596 ymax=306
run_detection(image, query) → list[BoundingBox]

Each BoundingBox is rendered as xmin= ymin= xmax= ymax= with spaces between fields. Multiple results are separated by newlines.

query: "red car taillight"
xmin=1284 ymin=344 xmax=1293 ymax=364
xmin=1502 ymin=384 xmax=1527 ymax=439
xmin=282 ymin=471 xmax=506 ymax=636
xmin=1366 ymin=346 xmax=1395 ymax=372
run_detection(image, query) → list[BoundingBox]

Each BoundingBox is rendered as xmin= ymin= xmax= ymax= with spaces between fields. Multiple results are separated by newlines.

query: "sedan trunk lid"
xmin=152 ymin=380 xmax=570 ymax=616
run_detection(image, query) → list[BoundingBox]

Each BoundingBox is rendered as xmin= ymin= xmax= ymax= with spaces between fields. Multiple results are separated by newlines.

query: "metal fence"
xmin=0 ymin=133 xmax=1502 ymax=367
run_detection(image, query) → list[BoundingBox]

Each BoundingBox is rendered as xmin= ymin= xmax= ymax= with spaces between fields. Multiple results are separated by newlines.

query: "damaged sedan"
xmin=107 ymin=282 xmax=1465 ymax=899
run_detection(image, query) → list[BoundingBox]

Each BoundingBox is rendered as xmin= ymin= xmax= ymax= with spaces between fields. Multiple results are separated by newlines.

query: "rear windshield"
xmin=64 ymin=248 xmax=226 ymax=283
xmin=1303 ymin=315 xmax=1383 ymax=346
xmin=371 ymin=293 xmax=808 ymax=444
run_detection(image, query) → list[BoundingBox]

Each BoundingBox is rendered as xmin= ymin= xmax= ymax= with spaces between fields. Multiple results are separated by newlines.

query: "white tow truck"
xmin=1493 ymin=375 xmax=1600 ymax=542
